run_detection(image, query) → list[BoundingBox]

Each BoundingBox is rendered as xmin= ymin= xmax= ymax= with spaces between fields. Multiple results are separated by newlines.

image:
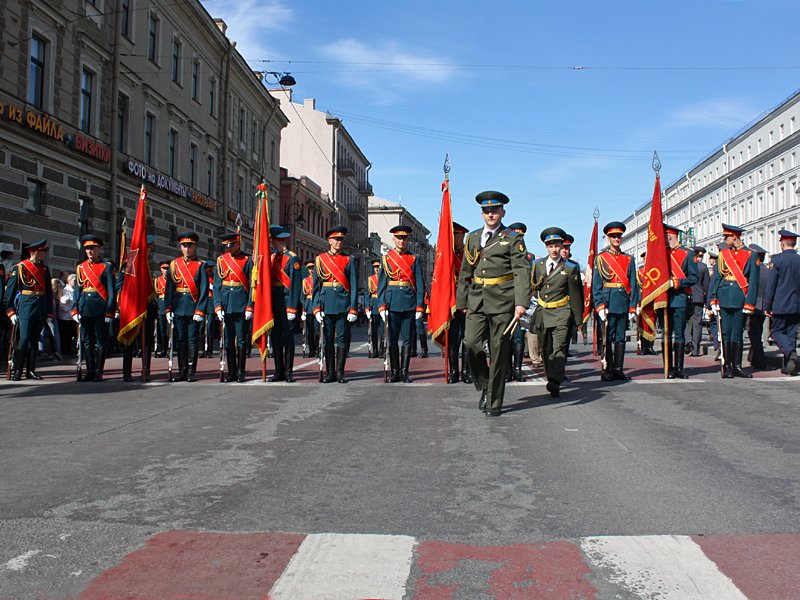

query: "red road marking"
xmin=412 ymin=540 xmax=597 ymax=599
xmin=693 ymin=534 xmax=800 ymax=600
xmin=77 ymin=530 xmax=305 ymax=600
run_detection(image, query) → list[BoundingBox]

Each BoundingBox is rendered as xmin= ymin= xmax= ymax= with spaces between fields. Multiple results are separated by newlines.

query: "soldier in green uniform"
xmin=709 ymin=224 xmax=759 ymax=378
xmin=165 ymin=232 xmax=208 ymax=382
xmin=5 ymin=239 xmax=54 ymax=380
xmin=366 ymin=259 xmax=383 ymax=359
xmin=531 ymin=227 xmax=584 ymax=397
xmin=73 ymin=235 xmax=116 ymax=382
xmin=301 ymin=261 xmax=319 ymax=358
xmin=505 ymin=222 xmax=532 ymax=382
xmin=213 ymin=232 xmax=254 ymax=382
xmin=456 ymin=191 xmax=531 ymax=416
xmin=154 ymin=261 xmax=170 ymax=357
xmin=378 ymin=225 xmax=426 ymax=383
xmin=268 ymin=225 xmax=302 ymax=382
xmin=663 ymin=223 xmax=698 ymax=379
xmin=447 ymin=222 xmax=472 ymax=383
xmin=312 ymin=226 xmax=358 ymax=383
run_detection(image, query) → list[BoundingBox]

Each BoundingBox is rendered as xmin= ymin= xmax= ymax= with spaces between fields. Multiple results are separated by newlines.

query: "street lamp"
xmin=254 ymin=71 xmax=296 ymax=88
xmin=284 ymin=199 xmax=306 ymax=258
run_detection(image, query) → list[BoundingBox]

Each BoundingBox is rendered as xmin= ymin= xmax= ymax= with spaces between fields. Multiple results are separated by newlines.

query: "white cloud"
xmin=669 ymin=97 xmax=761 ymax=130
xmin=203 ymin=0 xmax=293 ymax=61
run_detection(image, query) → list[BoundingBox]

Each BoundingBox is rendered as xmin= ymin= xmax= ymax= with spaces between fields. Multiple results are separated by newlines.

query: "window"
xmin=208 ymin=78 xmax=216 ymax=116
xmin=79 ymin=68 xmax=94 ymax=134
xmin=144 ymin=113 xmax=155 ymax=165
xmin=206 ymin=155 xmax=215 ymax=196
xmin=252 ymin=119 xmax=258 ymax=152
xmin=171 ymin=38 xmax=181 ymax=84
xmin=27 ymin=179 xmax=44 ymax=213
xmin=28 ymin=34 xmax=46 ymax=108
xmin=239 ymin=108 xmax=245 ymax=142
xmin=270 ymin=139 xmax=276 ymax=170
xmin=121 ymin=0 xmax=131 ymax=38
xmin=117 ymin=93 xmax=129 ymax=151
xmin=237 ymin=176 xmax=244 ymax=212
xmin=147 ymin=13 xmax=158 ymax=63
xmin=189 ymin=143 xmax=197 ymax=187
xmin=168 ymin=129 xmax=178 ymax=177
xmin=191 ymin=59 xmax=199 ymax=100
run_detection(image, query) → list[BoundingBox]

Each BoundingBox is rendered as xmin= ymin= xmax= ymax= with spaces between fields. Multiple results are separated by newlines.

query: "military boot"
xmin=237 ymin=346 xmax=247 ymax=382
xmin=122 ymin=348 xmax=134 ymax=382
xmin=447 ymin=339 xmax=460 ymax=383
xmin=673 ymin=343 xmax=688 ymax=379
xmin=323 ymin=345 xmax=337 ymax=383
xmin=10 ymin=347 xmax=24 ymax=381
xmin=82 ymin=347 xmax=96 ymax=382
xmin=389 ymin=345 xmax=401 ymax=382
xmin=25 ymin=346 xmax=43 ymax=380
xmin=285 ymin=344 xmax=296 ymax=383
xmin=513 ymin=341 xmax=525 ymax=382
xmin=461 ymin=345 xmax=473 ymax=384
xmin=94 ymin=348 xmax=106 ymax=382
xmin=269 ymin=342 xmax=285 ymax=382
xmin=723 ymin=342 xmax=734 ymax=378
xmin=602 ymin=342 xmax=615 ymax=381
xmin=186 ymin=347 xmax=199 ymax=382
xmin=143 ymin=347 xmax=152 ymax=380
xmin=731 ymin=341 xmax=752 ymax=378
xmin=336 ymin=345 xmax=348 ymax=383
xmin=400 ymin=346 xmax=413 ymax=383
xmin=612 ymin=342 xmax=630 ymax=381
xmin=224 ymin=346 xmax=238 ymax=382
xmin=418 ymin=333 xmax=428 ymax=358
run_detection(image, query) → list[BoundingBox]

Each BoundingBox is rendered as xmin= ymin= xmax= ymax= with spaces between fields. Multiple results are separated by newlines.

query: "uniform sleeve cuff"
xmin=743 ymin=303 xmax=755 ymax=311
xmin=416 ymin=306 xmax=424 ymax=313
xmin=378 ymin=304 xmax=386 ymax=312
xmin=348 ymin=308 xmax=358 ymax=315
xmin=595 ymin=304 xmax=607 ymax=313
xmin=70 ymin=309 xmax=78 ymax=316
xmin=194 ymin=310 xmax=205 ymax=317
xmin=286 ymin=307 xmax=298 ymax=314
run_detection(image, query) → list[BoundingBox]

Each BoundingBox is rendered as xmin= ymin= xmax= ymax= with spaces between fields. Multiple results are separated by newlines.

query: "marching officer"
xmin=636 ymin=251 xmax=657 ymax=355
xmin=447 ymin=222 xmax=472 ymax=383
xmin=532 ymin=227 xmax=584 ymax=397
xmin=201 ymin=262 xmax=216 ymax=358
xmin=746 ymin=243 xmax=769 ymax=369
xmin=561 ymin=234 xmax=582 ymax=355
xmin=72 ymin=235 xmax=115 ymax=382
xmin=763 ymin=229 xmax=800 ymax=375
xmin=687 ymin=246 xmax=710 ymax=356
xmin=456 ymin=191 xmax=531 ymax=416
xmin=378 ymin=225 xmax=426 ymax=383
xmin=415 ymin=293 xmax=430 ymax=359
xmin=664 ymin=223 xmax=698 ymax=379
xmin=505 ymin=222 xmax=531 ymax=382
xmin=165 ymin=231 xmax=208 ymax=382
xmin=707 ymin=247 xmax=721 ymax=359
xmin=709 ymin=224 xmax=759 ymax=378
xmin=592 ymin=221 xmax=638 ymax=381
xmin=5 ymin=239 xmax=54 ymax=380
xmin=268 ymin=225 xmax=302 ymax=382
xmin=154 ymin=260 xmax=170 ymax=357
xmin=312 ymin=226 xmax=358 ymax=383
xmin=118 ymin=235 xmax=157 ymax=382
xmin=213 ymin=232 xmax=254 ymax=382
xmin=301 ymin=260 xmax=318 ymax=358
xmin=366 ymin=259 xmax=383 ymax=359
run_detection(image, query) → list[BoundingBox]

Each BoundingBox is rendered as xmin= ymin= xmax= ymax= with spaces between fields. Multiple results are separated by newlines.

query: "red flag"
xmin=639 ymin=173 xmax=671 ymax=341
xmin=427 ymin=179 xmax=456 ymax=346
xmin=117 ymin=186 xmax=154 ymax=345
xmin=250 ymin=182 xmax=274 ymax=358
xmin=582 ymin=217 xmax=598 ymax=325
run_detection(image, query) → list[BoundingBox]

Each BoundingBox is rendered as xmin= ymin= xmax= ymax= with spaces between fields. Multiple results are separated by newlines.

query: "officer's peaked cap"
xmin=475 ymin=191 xmax=510 ymax=208
xmin=540 ymin=227 xmax=567 ymax=244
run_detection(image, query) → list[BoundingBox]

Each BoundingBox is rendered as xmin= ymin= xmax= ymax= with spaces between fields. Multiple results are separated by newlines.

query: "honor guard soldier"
xmin=301 ymin=261 xmax=319 ymax=358
xmin=456 ymin=191 xmax=531 ymax=415
xmin=763 ymin=229 xmax=800 ymax=375
xmin=118 ymin=235 xmax=157 ymax=382
xmin=447 ymin=222 xmax=472 ymax=383
xmin=636 ymin=251 xmax=657 ymax=355
xmin=415 ymin=293 xmax=430 ymax=359
xmin=313 ymin=226 xmax=358 ymax=383
xmin=531 ymin=228 xmax=584 ymax=397
xmin=165 ymin=231 xmax=208 ymax=382
xmin=5 ymin=239 xmax=54 ymax=380
xmin=154 ymin=261 xmax=170 ymax=357
xmin=664 ymin=223 xmax=698 ymax=378
xmin=592 ymin=222 xmax=638 ymax=381
xmin=707 ymin=246 xmax=722 ymax=359
xmin=201 ymin=262 xmax=216 ymax=358
xmin=378 ymin=225 xmax=426 ymax=383
xmin=366 ymin=259 xmax=383 ymax=359
xmin=687 ymin=246 xmax=710 ymax=356
xmin=746 ymin=244 xmax=769 ymax=369
xmin=505 ymin=222 xmax=531 ymax=382
xmin=709 ymin=224 xmax=759 ymax=378
xmin=268 ymin=225 xmax=302 ymax=382
xmin=212 ymin=232 xmax=254 ymax=382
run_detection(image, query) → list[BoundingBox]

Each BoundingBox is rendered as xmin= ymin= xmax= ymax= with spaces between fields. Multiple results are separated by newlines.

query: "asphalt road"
xmin=1 ymin=333 xmax=798 ymax=598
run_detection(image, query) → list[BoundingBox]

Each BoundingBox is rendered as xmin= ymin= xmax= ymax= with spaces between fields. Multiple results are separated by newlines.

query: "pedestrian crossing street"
xmin=65 ymin=530 xmax=798 ymax=599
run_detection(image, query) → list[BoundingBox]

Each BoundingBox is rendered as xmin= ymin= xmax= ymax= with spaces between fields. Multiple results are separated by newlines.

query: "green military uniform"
xmin=531 ymin=227 xmax=584 ymax=397
xmin=267 ymin=225 xmax=302 ymax=383
xmin=456 ymin=191 xmax=531 ymax=416
xmin=4 ymin=239 xmax=54 ymax=380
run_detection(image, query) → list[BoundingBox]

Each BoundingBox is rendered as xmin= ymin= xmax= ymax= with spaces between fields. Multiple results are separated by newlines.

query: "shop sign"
xmin=127 ymin=159 xmax=216 ymax=212
xmin=0 ymin=101 xmax=64 ymax=142
xmin=67 ymin=132 xmax=111 ymax=163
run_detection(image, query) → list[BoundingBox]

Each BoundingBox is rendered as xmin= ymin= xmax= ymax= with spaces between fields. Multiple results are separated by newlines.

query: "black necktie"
xmin=548 ymin=262 xmax=555 ymax=275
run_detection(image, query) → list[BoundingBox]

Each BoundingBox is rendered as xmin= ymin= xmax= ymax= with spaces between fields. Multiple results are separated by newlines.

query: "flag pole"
xmin=442 ymin=152 xmax=450 ymax=383
xmin=591 ymin=206 xmax=599 ymax=357
xmin=652 ymin=152 xmax=670 ymax=380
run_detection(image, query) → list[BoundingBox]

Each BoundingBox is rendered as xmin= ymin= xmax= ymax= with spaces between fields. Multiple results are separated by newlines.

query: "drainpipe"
xmin=219 ymin=37 xmax=235 ymax=233
xmin=108 ymin=0 xmax=123 ymax=262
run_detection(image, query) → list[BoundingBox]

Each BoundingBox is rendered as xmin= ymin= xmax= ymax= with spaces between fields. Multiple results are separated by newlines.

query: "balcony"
xmin=337 ymin=158 xmax=356 ymax=177
xmin=357 ymin=181 xmax=373 ymax=196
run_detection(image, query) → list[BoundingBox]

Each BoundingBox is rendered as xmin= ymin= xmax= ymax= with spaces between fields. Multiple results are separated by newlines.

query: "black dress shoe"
xmin=478 ymin=390 xmax=487 ymax=412
xmin=546 ymin=379 xmax=560 ymax=398
xmin=485 ymin=408 xmax=501 ymax=417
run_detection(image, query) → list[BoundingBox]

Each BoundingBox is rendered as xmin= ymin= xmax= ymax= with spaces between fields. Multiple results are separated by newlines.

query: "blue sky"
xmin=202 ymin=0 xmax=800 ymax=261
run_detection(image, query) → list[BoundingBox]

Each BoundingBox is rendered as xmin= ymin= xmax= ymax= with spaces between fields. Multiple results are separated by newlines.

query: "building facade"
xmin=0 ymin=0 xmax=286 ymax=275
xmin=622 ymin=89 xmax=800 ymax=261
xmin=279 ymin=167 xmax=335 ymax=265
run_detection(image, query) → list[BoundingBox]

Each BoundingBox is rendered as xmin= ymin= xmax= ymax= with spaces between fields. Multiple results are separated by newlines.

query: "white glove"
xmin=315 ymin=311 xmax=324 ymax=324
xmin=193 ymin=314 xmax=204 ymax=322
xmin=105 ymin=317 xmax=113 ymax=324
xmin=72 ymin=314 xmax=81 ymax=323
xmin=711 ymin=304 xmax=720 ymax=316
xmin=10 ymin=314 xmax=19 ymax=326
xmin=415 ymin=310 xmax=423 ymax=320
xmin=166 ymin=312 xmax=174 ymax=324
xmin=301 ymin=313 xmax=307 ymax=321
xmin=347 ymin=313 xmax=357 ymax=323
xmin=636 ymin=306 xmax=641 ymax=315
xmin=628 ymin=313 xmax=636 ymax=325
xmin=47 ymin=317 xmax=55 ymax=327
xmin=245 ymin=311 xmax=253 ymax=321
xmin=380 ymin=309 xmax=388 ymax=320
xmin=114 ymin=311 xmax=120 ymax=319
xmin=216 ymin=309 xmax=225 ymax=322
xmin=598 ymin=308 xmax=608 ymax=322
xmin=742 ymin=308 xmax=754 ymax=315
xmin=366 ymin=309 xmax=372 ymax=319
xmin=287 ymin=311 xmax=296 ymax=321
